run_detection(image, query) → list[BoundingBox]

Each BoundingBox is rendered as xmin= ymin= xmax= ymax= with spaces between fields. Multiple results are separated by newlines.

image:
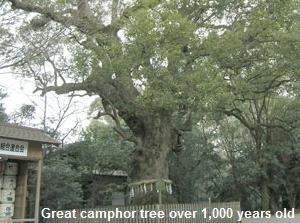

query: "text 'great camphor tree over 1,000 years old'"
xmin=0 ymin=0 xmax=299 ymax=206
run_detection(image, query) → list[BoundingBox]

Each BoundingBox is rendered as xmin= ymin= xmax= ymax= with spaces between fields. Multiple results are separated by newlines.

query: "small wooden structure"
xmin=0 ymin=123 xmax=59 ymax=223
xmin=87 ymin=170 xmax=128 ymax=206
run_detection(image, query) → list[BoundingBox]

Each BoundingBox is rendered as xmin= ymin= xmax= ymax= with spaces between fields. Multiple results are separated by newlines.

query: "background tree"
xmin=206 ymin=0 xmax=300 ymax=209
xmin=38 ymin=120 xmax=134 ymax=209
xmin=78 ymin=120 xmax=134 ymax=173
xmin=10 ymin=104 xmax=36 ymax=125
xmin=216 ymin=118 xmax=260 ymax=210
xmin=0 ymin=88 xmax=8 ymax=122
xmin=40 ymin=157 xmax=83 ymax=210
xmin=170 ymin=119 xmax=223 ymax=203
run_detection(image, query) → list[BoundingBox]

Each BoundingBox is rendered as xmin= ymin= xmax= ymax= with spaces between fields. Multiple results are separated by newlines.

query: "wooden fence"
xmin=41 ymin=202 xmax=240 ymax=223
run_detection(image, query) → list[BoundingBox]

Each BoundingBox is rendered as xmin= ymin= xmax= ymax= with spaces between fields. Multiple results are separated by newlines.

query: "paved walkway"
xmin=243 ymin=213 xmax=300 ymax=223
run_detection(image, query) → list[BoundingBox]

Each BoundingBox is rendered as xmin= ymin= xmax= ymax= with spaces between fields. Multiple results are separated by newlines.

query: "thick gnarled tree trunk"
xmin=130 ymin=116 xmax=173 ymax=180
xmin=125 ymin=113 xmax=178 ymax=204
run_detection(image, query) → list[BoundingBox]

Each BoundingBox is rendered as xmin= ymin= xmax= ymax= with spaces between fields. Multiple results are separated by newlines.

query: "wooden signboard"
xmin=0 ymin=138 xmax=28 ymax=157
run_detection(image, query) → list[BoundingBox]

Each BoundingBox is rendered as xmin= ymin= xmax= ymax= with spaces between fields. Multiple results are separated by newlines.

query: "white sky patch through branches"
xmin=0 ymin=70 xmax=96 ymax=143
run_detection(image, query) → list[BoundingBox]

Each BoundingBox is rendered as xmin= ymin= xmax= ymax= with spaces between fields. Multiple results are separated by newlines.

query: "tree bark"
xmin=261 ymin=178 xmax=270 ymax=211
xmin=129 ymin=114 xmax=174 ymax=181
xmin=286 ymin=189 xmax=296 ymax=209
xmin=123 ymin=113 xmax=178 ymax=204
xmin=254 ymin=126 xmax=270 ymax=211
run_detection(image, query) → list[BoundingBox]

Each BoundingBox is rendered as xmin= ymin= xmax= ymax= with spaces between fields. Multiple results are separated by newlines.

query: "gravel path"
xmin=242 ymin=213 xmax=300 ymax=223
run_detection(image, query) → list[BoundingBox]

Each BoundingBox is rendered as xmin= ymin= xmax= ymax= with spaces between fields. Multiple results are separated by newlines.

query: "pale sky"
xmin=0 ymin=69 xmax=96 ymax=143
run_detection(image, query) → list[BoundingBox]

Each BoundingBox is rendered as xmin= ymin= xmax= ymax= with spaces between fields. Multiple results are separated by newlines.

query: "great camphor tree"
xmin=0 ymin=0 xmax=299 ymax=204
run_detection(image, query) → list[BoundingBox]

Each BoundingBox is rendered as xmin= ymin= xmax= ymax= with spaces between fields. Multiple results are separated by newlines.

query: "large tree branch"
xmin=0 ymin=60 xmax=26 ymax=70
xmin=111 ymin=0 xmax=119 ymax=23
xmin=9 ymin=0 xmax=72 ymax=24
xmin=94 ymin=99 xmax=137 ymax=143
xmin=53 ymin=94 xmax=75 ymax=134
xmin=33 ymin=82 xmax=91 ymax=96
xmin=222 ymin=107 xmax=255 ymax=133
xmin=7 ymin=0 xmax=106 ymax=34
xmin=77 ymin=0 xmax=92 ymax=18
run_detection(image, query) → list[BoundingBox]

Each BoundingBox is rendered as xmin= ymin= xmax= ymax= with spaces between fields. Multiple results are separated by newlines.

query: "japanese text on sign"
xmin=0 ymin=138 xmax=28 ymax=157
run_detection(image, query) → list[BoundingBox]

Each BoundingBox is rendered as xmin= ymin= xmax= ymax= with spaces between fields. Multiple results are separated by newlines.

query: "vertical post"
xmin=158 ymin=180 xmax=162 ymax=205
xmin=158 ymin=189 xmax=162 ymax=205
xmin=156 ymin=180 xmax=162 ymax=223
xmin=14 ymin=161 xmax=28 ymax=220
xmin=34 ymin=159 xmax=43 ymax=223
